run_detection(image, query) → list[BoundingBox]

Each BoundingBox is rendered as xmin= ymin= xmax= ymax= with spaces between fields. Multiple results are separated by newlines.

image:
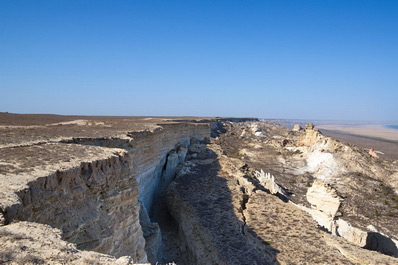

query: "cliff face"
xmin=1 ymin=115 xmax=398 ymax=264
xmin=0 ymin=116 xmax=210 ymax=264
xmin=8 ymin=148 xmax=146 ymax=260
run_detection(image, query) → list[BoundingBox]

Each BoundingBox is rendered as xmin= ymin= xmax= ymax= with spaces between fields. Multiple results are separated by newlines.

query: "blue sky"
xmin=1 ymin=0 xmax=397 ymax=120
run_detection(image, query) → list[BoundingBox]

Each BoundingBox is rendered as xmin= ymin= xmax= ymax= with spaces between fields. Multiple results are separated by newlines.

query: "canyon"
xmin=0 ymin=113 xmax=398 ymax=264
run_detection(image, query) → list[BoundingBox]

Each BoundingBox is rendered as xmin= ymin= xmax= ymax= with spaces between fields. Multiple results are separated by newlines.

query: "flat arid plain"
xmin=318 ymin=124 xmax=398 ymax=160
xmin=317 ymin=124 xmax=398 ymax=142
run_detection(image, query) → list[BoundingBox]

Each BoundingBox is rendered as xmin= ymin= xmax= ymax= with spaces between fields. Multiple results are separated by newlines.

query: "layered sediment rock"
xmin=1 ymin=115 xmax=398 ymax=264
xmin=307 ymin=180 xmax=342 ymax=218
xmin=299 ymin=123 xmax=323 ymax=146
xmin=0 ymin=116 xmax=210 ymax=264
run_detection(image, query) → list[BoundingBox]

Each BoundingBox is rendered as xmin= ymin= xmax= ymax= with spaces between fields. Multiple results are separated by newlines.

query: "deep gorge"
xmin=1 ymin=116 xmax=398 ymax=265
xmin=2 ymin=122 xmax=211 ymax=264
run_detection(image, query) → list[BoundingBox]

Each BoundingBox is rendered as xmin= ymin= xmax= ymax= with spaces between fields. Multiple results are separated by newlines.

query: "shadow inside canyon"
xmin=153 ymin=142 xmax=281 ymax=265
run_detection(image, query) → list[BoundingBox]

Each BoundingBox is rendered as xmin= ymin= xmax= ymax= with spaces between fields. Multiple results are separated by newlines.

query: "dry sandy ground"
xmin=317 ymin=125 xmax=398 ymax=159
xmin=266 ymin=120 xmax=398 ymax=159
xmin=317 ymin=124 xmax=398 ymax=142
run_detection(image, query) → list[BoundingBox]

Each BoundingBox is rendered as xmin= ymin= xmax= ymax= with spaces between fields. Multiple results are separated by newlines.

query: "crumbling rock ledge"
xmin=1 ymin=115 xmax=398 ymax=264
xmin=0 ymin=115 xmax=219 ymax=264
xmin=166 ymin=143 xmax=276 ymax=265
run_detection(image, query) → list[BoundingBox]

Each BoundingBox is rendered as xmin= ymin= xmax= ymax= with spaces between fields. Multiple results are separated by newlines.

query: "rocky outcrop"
xmin=211 ymin=120 xmax=398 ymax=262
xmin=166 ymin=139 xmax=398 ymax=264
xmin=369 ymin=147 xmax=379 ymax=158
xmin=292 ymin=124 xmax=302 ymax=131
xmin=250 ymin=123 xmax=266 ymax=137
xmin=139 ymin=203 xmax=162 ymax=262
xmin=335 ymin=219 xmax=368 ymax=247
xmin=305 ymin=180 xmax=398 ymax=257
xmin=0 ymin=119 xmax=210 ymax=264
xmin=307 ymin=180 xmax=342 ymax=218
xmin=255 ymin=170 xmax=287 ymax=197
xmin=1 ymin=144 xmax=148 ymax=261
xmin=299 ymin=123 xmax=323 ymax=146
xmin=1 ymin=116 xmax=398 ymax=264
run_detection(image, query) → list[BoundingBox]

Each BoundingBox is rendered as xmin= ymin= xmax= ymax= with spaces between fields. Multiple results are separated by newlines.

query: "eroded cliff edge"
xmin=0 ymin=115 xmax=225 ymax=264
xmin=1 ymin=114 xmax=398 ymax=264
xmin=164 ymin=122 xmax=398 ymax=264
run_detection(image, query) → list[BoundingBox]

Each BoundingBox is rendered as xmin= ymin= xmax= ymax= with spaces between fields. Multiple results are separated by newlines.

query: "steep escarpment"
xmin=2 ymin=144 xmax=147 ymax=260
xmin=1 ymin=115 xmax=398 ymax=264
xmin=0 ymin=117 xmax=211 ymax=264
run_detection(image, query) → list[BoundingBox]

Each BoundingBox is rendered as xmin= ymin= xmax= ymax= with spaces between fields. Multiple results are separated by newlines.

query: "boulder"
xmin=306 ymin=180 xmax=342 ymax=217
xmin=298 ymin=124 xmax=322 ymax=146
xmin=335 ymin=219 xmax=368 ymax=247
xmin=292 ymin=124 xmax=302 ymax=131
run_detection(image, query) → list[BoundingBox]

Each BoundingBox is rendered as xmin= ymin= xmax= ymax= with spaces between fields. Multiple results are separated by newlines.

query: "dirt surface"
xmin=321 ymin=129 xmax=398 ymax=160
xmin=0 ymin=112 xmax=204 ymax=126
xmin=0 ymin=113 xmax=192 ymax=147
xmin=1 ymin=114 xmax=398 ymax=264
xmin=167 ymin=123 xmax=398 ymax=264
xmin=0 ymin=222 xmax=133 ymax=265
xmin=317 ymin=124 xmax=398 ymax=142
xmin=0 ymin=113 xmax=256 ymax=148
xmin=0 ymin=143 xmax=126 ymax=209
xmin=0 ymin=113 xmax=217 ymax=264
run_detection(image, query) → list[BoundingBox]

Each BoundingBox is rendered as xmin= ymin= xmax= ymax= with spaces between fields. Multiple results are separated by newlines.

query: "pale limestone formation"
xmin=1 ymin=115 xmax=398 ymax=264
xmin=0 ymin=144 xmax=148 ymax=261
xmin=167 ymin=139 xmax=395 ymax=264
xmin=335 ymin=219 xmax=368 ymax=247
xmin=296 ymin=204 xmax=336 ymax=232
xmin=255 ymin=169 xmax=287 ymax=197
xmin=292 ymin=124 xmax=302 ymax=131
xmin=0 ymin=116 xmax=210 ymax=264
xmin=167 ymin=139 xmax=396 ymax=264
xmin=250 ymin=123 xmax=266 ymax=137
xmin=305 ymin=181 xmax=398 ymax=256
xmin=307 ymin=180 xmax=342 ymax=217
xmin=299 ymin=123 xmax=323 ymax=146
xmin=323 ymin=235 xmax=398 ymax=264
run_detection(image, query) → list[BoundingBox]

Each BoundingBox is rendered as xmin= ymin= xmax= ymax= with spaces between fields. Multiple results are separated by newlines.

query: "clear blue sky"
xmin=1 ymin=1 xmax=397 ymax=120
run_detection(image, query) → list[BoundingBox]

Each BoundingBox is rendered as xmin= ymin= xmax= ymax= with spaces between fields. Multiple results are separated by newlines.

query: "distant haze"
xmin=266 ymin=119 xmax=398 ymax=128
xmin=1 ymin=1 xmax=397 ymax=121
